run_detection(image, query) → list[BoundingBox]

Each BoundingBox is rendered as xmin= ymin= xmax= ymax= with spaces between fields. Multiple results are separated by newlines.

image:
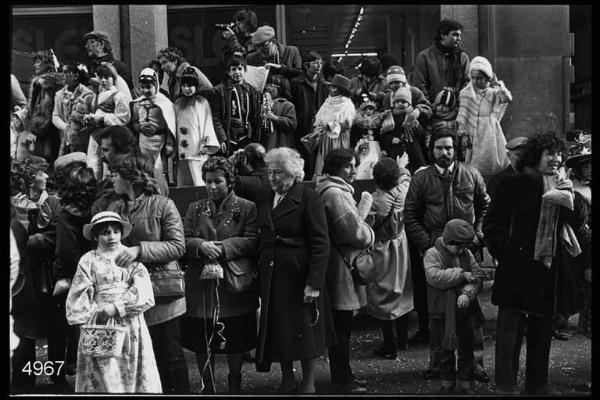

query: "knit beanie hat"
xmin=469 ymin=56 xmax=493 ymax=80
xmin=386 ymin=65 xmax=407 ymax=84
xmin=442 ymin=219 xmax=475 ymax=245
xmin=392 ymin=86 xmax=412 ymax=105
xmin=180 ymin=66 xmax=201 ymax=87
xmin=252 ymin=25 xmax=275 ymax=45
xmin=139 ymin=67 xmax=159 ymax=91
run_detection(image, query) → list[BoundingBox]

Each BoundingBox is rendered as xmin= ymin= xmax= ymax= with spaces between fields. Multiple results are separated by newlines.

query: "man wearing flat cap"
xmin=486 ymin=136 xmax=527 ymax=198
xmin=246 ymin=25 xmax=302 ymax=100
xmin=83 ymin=30 xmax=133 ymax=90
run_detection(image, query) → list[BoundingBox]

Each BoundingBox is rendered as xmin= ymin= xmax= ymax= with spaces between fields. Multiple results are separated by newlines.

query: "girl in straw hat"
xmin=65 ymin=211 xmax=161 ymax=393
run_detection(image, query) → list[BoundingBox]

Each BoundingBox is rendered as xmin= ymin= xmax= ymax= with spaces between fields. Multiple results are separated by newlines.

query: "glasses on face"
xmin=267 ymin=169 xmax=284 ymax=177
xmin=256 ymin=40 xmax=272 ymax=50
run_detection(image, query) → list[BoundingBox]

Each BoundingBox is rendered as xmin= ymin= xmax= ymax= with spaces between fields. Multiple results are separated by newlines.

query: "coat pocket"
xmin=224 ymin=257 xmax=258 ymax=293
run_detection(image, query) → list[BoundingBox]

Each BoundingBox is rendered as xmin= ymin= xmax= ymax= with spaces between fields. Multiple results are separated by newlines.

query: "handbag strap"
xmin=332 ymin=243 xmax=354 ymax=272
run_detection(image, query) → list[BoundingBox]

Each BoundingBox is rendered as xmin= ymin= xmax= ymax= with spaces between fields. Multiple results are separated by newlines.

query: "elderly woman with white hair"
xmin=456 ymin=56 xmax=512 ymax=179
xmin=255 ymin=147 xmax=333 ymax=394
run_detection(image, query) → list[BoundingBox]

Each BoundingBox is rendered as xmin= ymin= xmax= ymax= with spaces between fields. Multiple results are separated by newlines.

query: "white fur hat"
xmin=469 ymin=56 xmax=493 ymax=79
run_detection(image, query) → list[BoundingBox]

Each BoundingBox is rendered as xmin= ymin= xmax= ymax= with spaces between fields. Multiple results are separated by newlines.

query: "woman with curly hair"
xmin=180 ymin=156 xmax=259 ymax=394
xmin=255 ymin=147 xmax=333 ymax=394
xmin=106 ymin=153 xmax=190 ymax=394
xmin=483 ymin=131 xmax=590 ymax=395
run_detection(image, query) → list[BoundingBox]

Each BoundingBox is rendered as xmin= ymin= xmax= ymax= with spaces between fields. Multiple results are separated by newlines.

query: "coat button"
xmin=269 ymin=261 xmax=274 ymax=267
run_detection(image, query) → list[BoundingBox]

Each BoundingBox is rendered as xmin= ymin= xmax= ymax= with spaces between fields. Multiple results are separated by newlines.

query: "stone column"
xmin=127 ymin=5 xmax=169 ymax=82
xmin=92 ymin=5 xmax=122 ymax=60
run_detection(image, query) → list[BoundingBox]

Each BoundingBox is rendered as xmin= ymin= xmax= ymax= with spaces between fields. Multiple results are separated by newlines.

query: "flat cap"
xmin=54 ymin=152 xmax=87 ymax=172
xmin=83 ymin=30 xmax=110 ymax=43
xmin=505 ymin=136 xmax=528 ymax=150
xmin=251 ymin=25 xmax=275 ymax=45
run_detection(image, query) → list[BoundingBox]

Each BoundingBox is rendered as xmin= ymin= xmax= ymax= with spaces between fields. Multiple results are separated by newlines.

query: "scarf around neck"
xmin=434 ymin=40 xmax=465 ymax=90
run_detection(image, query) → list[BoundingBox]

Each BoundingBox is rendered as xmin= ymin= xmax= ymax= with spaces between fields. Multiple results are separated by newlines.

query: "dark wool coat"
xmin=234 ymin=169 xmax=270 ymax=207
xmin=255 ymin=181 xmax=335 ymax=370
xmin=482 ymin=171 xmax=590 ymax=317
xmin=11 ymin=215 xmax=64 ymax=339
xmin=290 ymin=73 xmax=329 ymax=147
xmin=182 ymin=191 xmax=259 ymax=319
xmin=264 ymin=97 xmax=297 ymax=150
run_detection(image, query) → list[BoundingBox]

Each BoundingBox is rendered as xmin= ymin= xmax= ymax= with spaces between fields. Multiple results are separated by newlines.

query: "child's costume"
xmin=174 ymin=92 xmax=220 ymax=186
xmin=263 ymin=95 xmax=298 ymax=151
xmin=131 ymin=68 xmax=177 ymax=183
xmin=456 ymin=56 xmax=512 ymax=177
xmin=66 ymin=243 xmax=161 ymax=393
xmin=353 ymin=98 xmax=383 ymax=180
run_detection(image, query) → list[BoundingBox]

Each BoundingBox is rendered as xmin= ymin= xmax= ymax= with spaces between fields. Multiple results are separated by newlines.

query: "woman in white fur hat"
xmin=456 ymin=56 xmax=512 ymax=179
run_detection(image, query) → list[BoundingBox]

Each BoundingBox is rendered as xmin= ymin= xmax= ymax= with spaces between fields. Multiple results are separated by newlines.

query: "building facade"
xmin=11 ymin=4 xmax=591 ymax=137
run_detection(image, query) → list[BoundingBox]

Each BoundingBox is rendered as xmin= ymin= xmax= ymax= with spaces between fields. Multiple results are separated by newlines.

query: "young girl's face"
xmin=470 ymin=70 xmax=490 ymax=90
xmin=393 ymin=98 xmax=411 ymax=111
xmin=140 ymin=83 xmax=156 ymax=99
xmin=99 ymin=74 xmax=114 ymax=90
xmin=388 ymin=80 xmax=405 ymax=92
xmin=95 ymin=224 xmax=122 ymax=251
xmin=445 ymin=243 xmax=467 ymax=256
xmin=181 ymin=82 xmax=197 ymax=97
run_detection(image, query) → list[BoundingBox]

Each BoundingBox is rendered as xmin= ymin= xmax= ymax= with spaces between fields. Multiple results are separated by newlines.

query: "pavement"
xmin=21 ymin=309 xmax=592 ymax=396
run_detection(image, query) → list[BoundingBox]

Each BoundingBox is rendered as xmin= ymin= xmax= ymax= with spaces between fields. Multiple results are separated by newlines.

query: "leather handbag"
xmin=223 ymin=257 xmax=258 ymax=293
xmin=148 ymin=260 xmax=185 ymax=303
xmin=333 ymin=244 xmax=376 ymax=286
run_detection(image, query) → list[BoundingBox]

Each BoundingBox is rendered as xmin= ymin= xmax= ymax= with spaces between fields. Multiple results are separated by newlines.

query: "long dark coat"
xmin=482 ymin=170 xmax=589 ymax=317
xmin=255 ymin=181 xmax=335 ymax=371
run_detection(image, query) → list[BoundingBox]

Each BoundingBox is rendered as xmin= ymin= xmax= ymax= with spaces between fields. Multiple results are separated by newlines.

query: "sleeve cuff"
xmin=114 ymin=301 xmax=126 ymax=318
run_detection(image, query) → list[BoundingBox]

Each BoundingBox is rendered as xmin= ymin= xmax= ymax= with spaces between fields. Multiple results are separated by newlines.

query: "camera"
xmin=215 ymin=22 xmax=237 ymax=31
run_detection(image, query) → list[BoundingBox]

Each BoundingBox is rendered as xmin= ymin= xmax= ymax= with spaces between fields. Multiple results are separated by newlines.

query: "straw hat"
xmin=83 ymin=211 xmax=132 ymax=241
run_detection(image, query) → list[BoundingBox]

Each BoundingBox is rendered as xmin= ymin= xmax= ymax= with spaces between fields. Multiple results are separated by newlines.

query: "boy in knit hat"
xmin=423 ymin=218 xmax=484 ymax=394
xmin=130 ymin=68 xmax=177 ymax=183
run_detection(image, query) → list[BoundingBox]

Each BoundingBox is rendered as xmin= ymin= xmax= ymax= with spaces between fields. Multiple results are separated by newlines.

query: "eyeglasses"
xmin=267 ymin=169 xmax=285 ymax=177
xmin=256 ymin=40 xmax=272 ymax=49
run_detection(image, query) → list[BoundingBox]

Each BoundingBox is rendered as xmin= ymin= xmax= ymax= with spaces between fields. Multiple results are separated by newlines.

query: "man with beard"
xmin=404 ymin=127 xmax=491 ymax=384
xmin=83 ymin=31 xmax=133 ymax=90
xmin=413 ymin=19 xmax=470 ymax=104
xmin=91 ymin=125 xmax=168 ymax=214
xmin=246 ymin=25 xmax=302 ymax=100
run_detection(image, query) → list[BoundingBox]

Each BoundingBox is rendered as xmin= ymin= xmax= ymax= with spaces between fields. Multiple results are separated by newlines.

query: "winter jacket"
xmin=350 ymin=74 xmax=388 ymax=106
xmin=376 ymin=86 xmax=433 ymax=119
xmin=316 ymin=175 xmax=375 ymax=310
xmin=404 ymin=162 xmax=490 ymax=254
xmin=211 ymin=79 xmax=261 ymax=150
xmin=52 ymin=84 xmax=96 ymax=132
xmin=483 ymin=170 xmax=590 ymax=316
xmin=264 ymin=97 xmax=297 ymax=150
xmin=108 ymin=193 xmax=186 ymax=326
xmin=423 ymin=238 xmax=482 ymax=317
xmin=413 ymin=42 xmax=470 ymax=102
xmin=183 ymin=191 xmax=259 ymax=318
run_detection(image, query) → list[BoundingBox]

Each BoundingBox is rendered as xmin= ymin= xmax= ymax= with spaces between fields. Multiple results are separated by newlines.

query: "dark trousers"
xmin=381 ymin=314 xmax=409 ymax=350
xmin=429 ymin=318 xmax=485 ymax=375
xmin=430 ymin=313 xmax=474 ymax=382
xmin=409 ymin=244 xmax=429 ymax=334
xmin=495 ymin=307 xmax=553 ymax=392
xmin=12 ymin=334 xmax=67 ymax=391
xmin=328 ymin=310 xmax=354 ymax=384
xmin=148 ymin=317 xmax=191 ymax=394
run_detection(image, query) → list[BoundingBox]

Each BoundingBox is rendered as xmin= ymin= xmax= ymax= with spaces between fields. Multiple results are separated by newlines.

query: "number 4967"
xmin=21 ymin=361 xmax=64 ymax=376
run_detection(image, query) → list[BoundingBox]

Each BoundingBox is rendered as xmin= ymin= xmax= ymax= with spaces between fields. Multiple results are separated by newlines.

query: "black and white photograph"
xmin=9 ymin=3 xmax=591 ymax=396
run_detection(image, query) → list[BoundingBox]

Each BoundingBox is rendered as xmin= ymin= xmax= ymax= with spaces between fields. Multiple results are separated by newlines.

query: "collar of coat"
xmin=269 ymin=180 xmax=304 ymax=220
xmin=202 ymin=190 xmax=239 ymax=219
xmin=315 ymin=174 xmax=355 ymax=196
xmin=295 ymin=72 xmax=325 ymax=86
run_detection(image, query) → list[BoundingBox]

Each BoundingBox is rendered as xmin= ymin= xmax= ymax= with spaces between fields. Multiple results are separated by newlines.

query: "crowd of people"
xmin=9 ymin=10 xmax=592 ymax=396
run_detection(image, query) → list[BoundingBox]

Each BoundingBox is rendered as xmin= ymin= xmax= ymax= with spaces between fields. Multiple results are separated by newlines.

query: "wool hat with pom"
xmin=469 ymin=56 xmax=494 ymax=79
xmin=386 ymin=65 xmax=407 ymax=84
